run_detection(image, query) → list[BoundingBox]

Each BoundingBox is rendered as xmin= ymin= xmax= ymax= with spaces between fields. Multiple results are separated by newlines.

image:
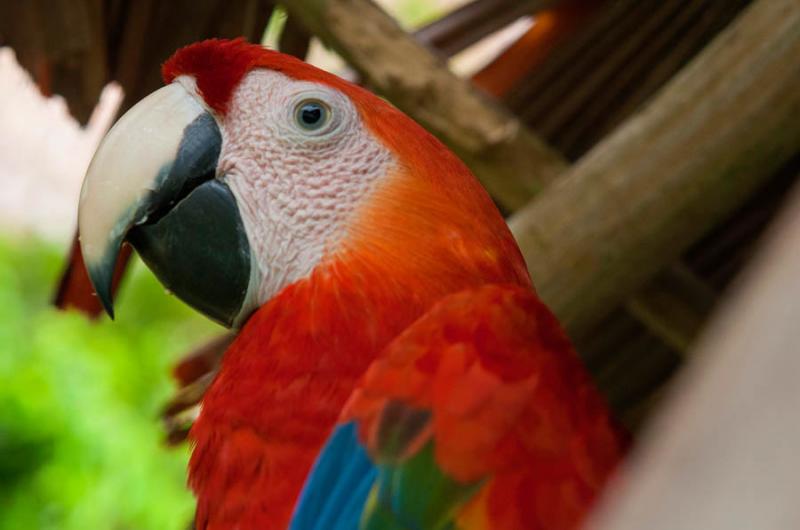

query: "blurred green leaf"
xmin=394 ymin=0 xmax=446 ymax=28
xmin=0 ymin=237 xmax=219 ymax=530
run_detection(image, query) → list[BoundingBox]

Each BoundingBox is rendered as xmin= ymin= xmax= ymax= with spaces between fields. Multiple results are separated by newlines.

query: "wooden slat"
xmin=413 ymin=0 xmax=556 ymax=56
xmin=534 ymin=0 xmax=686 ymax=142
xmin=605 ymin=1 xmax=749 ymax=144
xmin=112 ymin=0 xmax=273 ymax=114
xmin=686 ymin=155 xmax=800 ymax=287
xmin=625 ymin=264 xmax=716 ymax=353
xmin=554 ymin=0 xmax=708 ymax=154
xmin=0 ymin=0 xmax=107 ymax=123
xmin=470 ymin=0 xmax=606 ymax=97
xmin=279 ymin=14 xmax=312 ymax=59
xmin=507 ymin=0 xmax=645 ymax=139
xmin=507 ymin=0 xmax=751 ymax=160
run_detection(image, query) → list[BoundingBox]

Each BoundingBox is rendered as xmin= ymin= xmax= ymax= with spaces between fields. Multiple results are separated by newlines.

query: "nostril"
xmin=126 ymin=178 xmax=251 ymax=329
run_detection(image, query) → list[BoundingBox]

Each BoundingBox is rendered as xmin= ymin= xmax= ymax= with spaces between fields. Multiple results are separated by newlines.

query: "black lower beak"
xmin=78 ymin=83 xmax=253 ymax=328
xmin=128 ymin=178 xmax=252 ymax=327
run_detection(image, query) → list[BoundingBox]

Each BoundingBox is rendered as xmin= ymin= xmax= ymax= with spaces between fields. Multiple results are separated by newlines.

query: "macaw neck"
xmin=188 ymin=256 xmax=454 ymax=529
xmin=201 ymin=258 xmax=434 ymax=428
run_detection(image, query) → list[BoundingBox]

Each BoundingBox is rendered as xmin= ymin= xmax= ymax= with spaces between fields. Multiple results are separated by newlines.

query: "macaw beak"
xmin=78 ymin=82 xmax=253 ymax=328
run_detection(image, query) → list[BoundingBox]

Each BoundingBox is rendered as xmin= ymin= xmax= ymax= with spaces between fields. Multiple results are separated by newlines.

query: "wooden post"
xmin=586 ymin=174 xmax=800 ymax=529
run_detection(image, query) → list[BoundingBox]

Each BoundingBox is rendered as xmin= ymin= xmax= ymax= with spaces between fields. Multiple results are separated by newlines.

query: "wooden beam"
xmin=508 ymin=0 xmax=800 ymax=336
xmin=586 ymin=172 xmax=800 ymax=529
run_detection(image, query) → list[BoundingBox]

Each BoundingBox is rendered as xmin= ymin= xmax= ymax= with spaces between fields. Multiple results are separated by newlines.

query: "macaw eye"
xmin=294 ymin=100 xmax=329 ymax=131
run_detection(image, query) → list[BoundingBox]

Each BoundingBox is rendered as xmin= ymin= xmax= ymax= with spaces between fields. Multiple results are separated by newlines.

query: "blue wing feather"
xmin=289 ymin=422 xmax=377 ymax=530
xmin=289 ymin=416 xmax=482 ymax=530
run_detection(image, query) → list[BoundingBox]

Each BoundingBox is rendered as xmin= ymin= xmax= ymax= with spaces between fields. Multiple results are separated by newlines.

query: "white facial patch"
xmin=217 ymin=70 xmax=395 ymax=305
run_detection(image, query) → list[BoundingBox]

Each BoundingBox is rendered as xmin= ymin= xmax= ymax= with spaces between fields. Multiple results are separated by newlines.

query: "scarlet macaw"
xmin=76 ymin=39 xmax=625 ymax=530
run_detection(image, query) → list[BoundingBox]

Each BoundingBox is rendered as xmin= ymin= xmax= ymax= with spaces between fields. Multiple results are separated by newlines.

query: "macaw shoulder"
xmin=350 ymin=281 xmax=579 ymax=419
xmin=344 ymin=281 xmax=596 ymax=482
xmin=346 ymin=282 xmax=626 ymax=530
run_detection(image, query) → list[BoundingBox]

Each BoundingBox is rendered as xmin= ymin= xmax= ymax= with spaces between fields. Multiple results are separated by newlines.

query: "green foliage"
xmin=0 ymin=237 xmax=220 ymax=530
xmin=393 ymin=0 xmax=446 ymax=28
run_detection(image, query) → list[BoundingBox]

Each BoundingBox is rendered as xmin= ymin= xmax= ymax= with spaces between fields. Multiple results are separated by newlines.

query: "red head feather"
xmin=164 ymin=38 xmax=358 ymax=115
xmin=162 ymin=38 xmax=264 ymax=114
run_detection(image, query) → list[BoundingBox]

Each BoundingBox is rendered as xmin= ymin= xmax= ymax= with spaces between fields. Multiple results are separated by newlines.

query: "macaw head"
xmin=79 ymin=39 xmax=528 ymax=328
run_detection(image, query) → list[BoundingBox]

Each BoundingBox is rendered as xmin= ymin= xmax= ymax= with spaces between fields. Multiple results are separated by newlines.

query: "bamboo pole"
xmin=509 ymin=0 xmax=800 ymax=335
xmin=586 ymin=174 xmax=800 ymax=530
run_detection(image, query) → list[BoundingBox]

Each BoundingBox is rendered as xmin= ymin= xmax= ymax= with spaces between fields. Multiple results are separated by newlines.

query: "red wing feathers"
xmin=343 ymin=284 xmax=627 ymax=530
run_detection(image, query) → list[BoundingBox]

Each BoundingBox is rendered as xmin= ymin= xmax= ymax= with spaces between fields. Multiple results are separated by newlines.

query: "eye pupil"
xmin=296 ymin=101 xmax=328 ymax=130
xmin=301 ymin=106 xmax=322 ymax=124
